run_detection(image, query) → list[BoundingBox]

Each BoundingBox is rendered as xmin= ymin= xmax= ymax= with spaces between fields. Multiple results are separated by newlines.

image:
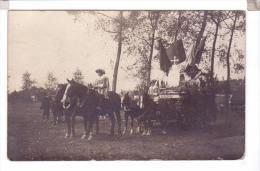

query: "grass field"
xmin=8 ymin=101 xmax=245 ymax=160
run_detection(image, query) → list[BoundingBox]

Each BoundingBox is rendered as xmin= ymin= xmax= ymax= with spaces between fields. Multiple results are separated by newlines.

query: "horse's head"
xmin=55 ymin=84 xmax=66 ymax=102
xmin=139 ymin=92 xmax=148 ymax=109
xmin=61 ymin=79 xmax=86 ymax=109
xmin=122 ymin=92 xmax=131 ymax=111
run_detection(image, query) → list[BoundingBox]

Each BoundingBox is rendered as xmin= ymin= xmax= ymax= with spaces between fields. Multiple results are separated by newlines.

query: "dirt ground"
xmin=7 ymin=101 xmax=245 ymax=161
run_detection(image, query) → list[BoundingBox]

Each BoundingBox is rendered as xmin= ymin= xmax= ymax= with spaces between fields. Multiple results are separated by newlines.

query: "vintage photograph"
xmin=8 ymin=10 xmax=245 ymax=160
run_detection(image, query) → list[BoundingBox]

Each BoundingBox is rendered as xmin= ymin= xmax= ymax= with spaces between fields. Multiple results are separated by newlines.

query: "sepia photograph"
xmin=8 ymin=10 xmax=245 ymax=161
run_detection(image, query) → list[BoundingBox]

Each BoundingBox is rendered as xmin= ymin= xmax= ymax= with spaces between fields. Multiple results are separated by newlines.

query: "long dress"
xmin=94 ymin=75 xmax=110 ymax=98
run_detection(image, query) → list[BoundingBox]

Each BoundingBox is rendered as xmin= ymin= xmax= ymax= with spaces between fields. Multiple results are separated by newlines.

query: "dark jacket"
xmin=40 ymin=96 xmax=50 ymax=111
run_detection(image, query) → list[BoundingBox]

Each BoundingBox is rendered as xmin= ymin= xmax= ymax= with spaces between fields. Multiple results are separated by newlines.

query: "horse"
xmin=138 ymin=92 xmax=167 ymax=135
xmin=61 ymin=79 xmax=122 ymax=140
xmin=121 ymin=92 xmax=143 ymax=135
xmin=52 ymin=84 xmax=66 ymax=125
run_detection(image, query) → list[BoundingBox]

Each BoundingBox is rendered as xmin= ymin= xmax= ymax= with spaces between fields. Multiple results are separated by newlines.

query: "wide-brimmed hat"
xmin=95 ymin=69 xmax=105 ymax=75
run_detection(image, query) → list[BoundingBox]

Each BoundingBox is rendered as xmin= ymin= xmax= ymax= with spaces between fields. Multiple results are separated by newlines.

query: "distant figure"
xmin=179 ymin=74 xmax=185 ymax=86
xmin=94 ymin=68 xmax=110 ymax=99
xmin=40 ymin=93 xmax=50 ymax=120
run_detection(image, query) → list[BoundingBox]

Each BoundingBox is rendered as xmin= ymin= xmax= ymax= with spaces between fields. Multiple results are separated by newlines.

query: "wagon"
xmin=154 ymin=87 xmax=186 ymax=128
xmin=153 ymin=83 xmax=218 ymax=129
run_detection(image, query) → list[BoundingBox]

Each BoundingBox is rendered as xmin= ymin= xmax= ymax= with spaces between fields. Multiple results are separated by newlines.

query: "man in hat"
xmin=94 ymin=68 xmax=110 ymax=99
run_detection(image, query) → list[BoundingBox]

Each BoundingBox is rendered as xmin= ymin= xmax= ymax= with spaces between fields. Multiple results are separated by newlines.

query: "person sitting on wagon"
xmin=148 ymin=80 xmax=160 ymax=103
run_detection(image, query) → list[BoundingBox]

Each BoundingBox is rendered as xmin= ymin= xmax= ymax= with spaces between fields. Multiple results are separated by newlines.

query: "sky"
xmin=8 ymin=11 xmax=245 ymax=93
xmin=8 ymin=11 xmax=138 ymax=92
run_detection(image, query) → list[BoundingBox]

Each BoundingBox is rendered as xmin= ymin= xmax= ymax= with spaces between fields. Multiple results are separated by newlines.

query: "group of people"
xmin=40 ymin=65 xmax=216 ymax=126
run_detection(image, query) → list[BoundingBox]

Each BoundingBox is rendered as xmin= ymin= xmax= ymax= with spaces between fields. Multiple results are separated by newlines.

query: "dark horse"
xmin=52 ymin=84 xmax=66 ymax=125
xmin=61 ymin=79 xmax=122 ymax=140
xmin=139 ymin=92 xmax=168 ymax=135
xmin=122 ymin=91 xmax=167 ymax=136
xmin=121 ymin=92 xmax=142 ymax=135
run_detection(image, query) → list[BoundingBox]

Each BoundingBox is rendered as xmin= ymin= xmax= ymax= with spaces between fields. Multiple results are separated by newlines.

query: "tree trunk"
xmin=210 ymin=21 xmax=220 ymax=79
xmin=174 ymin=11 xmax=182 ymax=42
xmin=146 ymin=30 xmax=156 ymax=90
xmin=195 ymin=11 xmax=208 ymax=48
xmin=112 ymin=11 xmax=123 ymax=92
xmin=226 ymin=12 xmax=238 ymax=94
xmin=146 ymin=11 xmax=159 ymax=92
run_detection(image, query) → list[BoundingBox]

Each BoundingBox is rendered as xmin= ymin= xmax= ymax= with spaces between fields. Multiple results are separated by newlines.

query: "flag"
xmin=158 ymin=39 xmax=172 ymax=76
xmin=191 ymin=37 xmax=207 ymax=65
xmin=166 ymin=39 xmax=187 ymax=64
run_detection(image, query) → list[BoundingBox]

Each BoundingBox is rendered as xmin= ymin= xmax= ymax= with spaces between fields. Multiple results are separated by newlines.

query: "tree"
xmin=208 ymin=11 xmax=237 ymax=79
xmin=67 ymin=11 xmax=127 ymax=92
xmin=146 ymin=11 xmax=160 ymax=88
xmin=45 ymin=72 xmax=58 ymax=92
xmin=208 ymin=12 xmax=222 ymax=78
xmin=21 ymin=71 xmax=35 ymax=90
xmin=195 ymin=11 xmax=208 ymax=50
xmin=224 ymin=11 xmax=244 ymax=93
xmin=73 ymin=68 xmax=84 ymax=84
xmin=124 ymin=11 xmax=206 ymax=88
xmin=112 ymin=11 xmax=123 ymax=92
xmin=123 ymin=11 xmax=161 ymax=90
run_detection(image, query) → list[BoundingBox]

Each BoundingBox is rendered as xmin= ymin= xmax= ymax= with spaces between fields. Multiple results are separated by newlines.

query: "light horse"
xmin=61 ymin=79 xmax=122 ymax=140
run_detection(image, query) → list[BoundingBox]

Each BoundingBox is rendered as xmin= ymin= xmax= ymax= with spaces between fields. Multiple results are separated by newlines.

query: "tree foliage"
xmin=67 ymin=10 xmax=245 ymax=91
xmin=21 ymin=71 xmax=35 ymax=90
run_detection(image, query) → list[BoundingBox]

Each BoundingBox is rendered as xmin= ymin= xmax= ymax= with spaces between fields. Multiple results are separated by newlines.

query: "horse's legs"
xmin=137 ymin=114 xmax=145 ymax=134
xmin=95 ymin=114 xmax=99 ymax=135
xmin=147 ymin=119 xmax=152 ymax=135
xmin=58 ymin=110 xmax=63 ymax=123
xmin=108 ymin=112 xmax=115 ymax=136
xmin=158 ymin=111 xmax=167 ymax=134
xmin=71 ymin=115 xmax=76 ymax=137
xmin=115 ymin=110 xmax=122 ymax=135
xmin=87 ymin=113 xmax=95 ymax=140
xmin=81 ymin=115 xmax=88 ymax=139
xmin=53 ymin=110 xmax=57 ymax=125
xmin=142 ymin=120 xmax=147 ymax=136
xmin=57 ymin=110 xmax=62 ymax=123
xmin=123 ymin=113 xmax=128 ymax=135
xmin=136 ymin=118 xmax=141 ymax=133
xmin=130 ymin=116 xmax=134 ymax=135
xmin=139 ymin=110 xmax=149 ymax=135
xmin=65 ymin=112 xmax=71 ymax=138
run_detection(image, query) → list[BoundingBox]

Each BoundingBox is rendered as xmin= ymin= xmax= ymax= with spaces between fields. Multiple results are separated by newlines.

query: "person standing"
xmin=40 ymin=92 xmax=50 ymax=121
